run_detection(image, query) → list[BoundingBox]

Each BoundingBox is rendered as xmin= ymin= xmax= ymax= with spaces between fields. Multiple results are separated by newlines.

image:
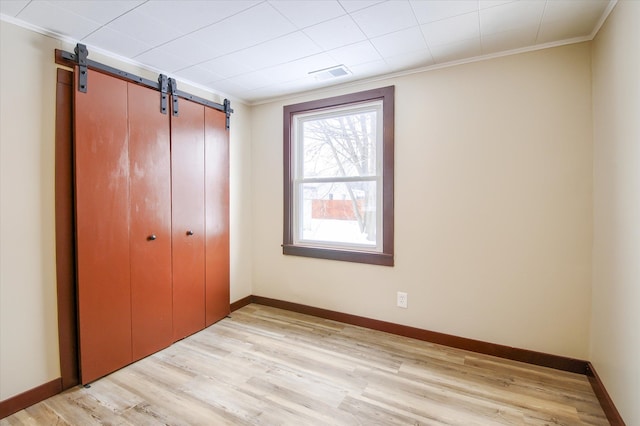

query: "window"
xmin=283 ymin=86 xmax=394 ymax=266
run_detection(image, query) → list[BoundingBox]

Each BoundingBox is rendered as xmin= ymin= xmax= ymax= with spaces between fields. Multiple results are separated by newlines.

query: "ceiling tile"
xmin=479 ymin=1 xmax=516 ymax=9
xmin=338 ymin=0 xmax=385 ymax=13
xmin=226 ymin=70 xmax=274 ymax=91
xmin=286 ymin=75 xmax=343 ymax=93
xmin=199 ymin=54 xmax=257 ymax=79
xmin=270 ymin=0 xmax=345 ymax=28
xmin=537 ymin=0 xmax=609 ymax=43
xmin=429 ymin=38 xmax=482 ymax=63
xmin=303 ymin=15 xmax=367 ymax=51
xmin=241 ymin=86 xmax=288 ymax=103
xmin=349 ymin=59 xmax=392 ymax=79
xmin=542 ymin=0 xmax=608 ymax=23
xmin=259 ymin=53 xmax=340 ymax=84
xmin=371 ymin=26 xmax=427 ymax=58
xmin=223 ymin=32 xmax=322 ymax=72
xmin=384 ymin=49 xmax=434 ymax=72
xmin=209 ymin=78 xmax=250 ymax=98
xmin=350 ymin=0 xmax=418 ymax=38
xmin=422 ymin=12 xmax=479 ymax=46
xmin=537 ymin=19 xmax=594 ymax=44
xmin=136 ymin=0 xmax=260 ymax=34
xmin=106 ymin=8 xmax=184 ymax=46
xmin=481 ymin=27 xmax=537 ymax=55
xmin=52 ymin=1 xmax=143 ymax=25
xmin=327 ymin=41 xmax=383 ymax=67
xmin=16 ymin=1 xmax=102 ymax=39
xmin=174 ymin=65 xmax=224 ymax=85
xmin=410 ymin=0 xmax=478 ymax=24
xmin=245 ymin=77 xmax=326 ymax=103
xmin=83 ymin=27 xmax=152 ymax=57
xmin=479 ymin=0 xmax=545 ymax=35
xmin=190 ymin=2 xmax=297 ymax=58
xmin=134 ymin=47 xmax=186 ymax=73
xmin=158 ymin=35 xmax=216 ymax=67
xmin=0 ymin=0 xmax=29 ymax=16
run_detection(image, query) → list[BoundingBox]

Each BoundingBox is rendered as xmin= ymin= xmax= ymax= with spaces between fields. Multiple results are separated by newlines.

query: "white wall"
xmin=0 ymin=20 xmax=253 ymax=400
xmin=591 ymin=1 xmax=640 ymax=424
xmin=0 ymin=19 xmax=60 ymax=402
xmin=251 ymin=43 xmax=593 ymax=360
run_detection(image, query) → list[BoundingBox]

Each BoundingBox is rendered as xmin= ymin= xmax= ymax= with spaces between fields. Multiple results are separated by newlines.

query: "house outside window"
xmin=283 ymin=86 xmax=394 ymax=266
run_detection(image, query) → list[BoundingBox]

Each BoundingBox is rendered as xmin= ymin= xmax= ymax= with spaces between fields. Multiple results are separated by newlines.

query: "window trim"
xmin=292 ymin=100 xmax=384 ymax=252
xmin=283 ymin=86 xmax=394 ymax=266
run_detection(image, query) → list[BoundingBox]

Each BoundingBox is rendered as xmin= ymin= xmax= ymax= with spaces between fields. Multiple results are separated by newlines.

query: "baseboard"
xmin=230 ymin=295 xmax=253 ymax=312
xmin=586 ymin=362 xmax=626 ymax=425
xmin=0 ymin=378 xmax=62 ymax=419
xmin=250 ymin=295 xmax=588 ymax=374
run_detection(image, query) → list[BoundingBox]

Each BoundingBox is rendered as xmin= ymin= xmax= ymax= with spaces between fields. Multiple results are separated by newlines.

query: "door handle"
xmin=186 ymin=230 xmax=194 ymax=236
xmin=148 ymin=234 xmax=157 ymax=241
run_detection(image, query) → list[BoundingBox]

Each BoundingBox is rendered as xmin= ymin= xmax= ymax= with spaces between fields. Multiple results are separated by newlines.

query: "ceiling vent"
xmin=309 ymin=65 xmax=352 ymax=81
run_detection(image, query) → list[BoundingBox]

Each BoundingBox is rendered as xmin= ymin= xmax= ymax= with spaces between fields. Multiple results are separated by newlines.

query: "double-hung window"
xmin=283 ymin=86 xmax=394 ymax=266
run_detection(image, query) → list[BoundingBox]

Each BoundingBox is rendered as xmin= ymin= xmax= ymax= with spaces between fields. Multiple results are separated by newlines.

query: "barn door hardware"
xmin=158 ymin=74 xmax=169 ymax=115
xmin=75 ymin=44 xmax=88 ymax=93
xmin=224 ymin=99 xmax=233 ymax=130
xmin=55 ymin=43 xmax=233 ymax=127
xmin=169 ymin=78 xmax=179 ymax=116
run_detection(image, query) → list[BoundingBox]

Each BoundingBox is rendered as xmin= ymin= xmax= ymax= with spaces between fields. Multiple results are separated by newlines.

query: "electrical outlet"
xmin=397 ymin=291 xmax=408 ymax=308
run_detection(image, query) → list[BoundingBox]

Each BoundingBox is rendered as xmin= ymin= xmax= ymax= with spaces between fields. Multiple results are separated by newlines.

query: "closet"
xmin=73 ymin=65 xmax=229 ymax=384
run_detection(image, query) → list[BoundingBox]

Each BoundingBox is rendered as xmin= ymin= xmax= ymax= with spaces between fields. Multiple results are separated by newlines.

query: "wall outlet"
xmin=397 ymin=291 xmax=408 ymax=308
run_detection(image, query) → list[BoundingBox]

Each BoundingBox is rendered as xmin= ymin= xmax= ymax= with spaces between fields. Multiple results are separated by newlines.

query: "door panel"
xmin=171 ymin=99 xmax=206 ymax=340
xmin=74 ymin=70 xmax=131 ymax=383
xmin=128 ymin=83 xmax=173 ymax=360
xmin=205 ymin=108 xmax=230 ymax=326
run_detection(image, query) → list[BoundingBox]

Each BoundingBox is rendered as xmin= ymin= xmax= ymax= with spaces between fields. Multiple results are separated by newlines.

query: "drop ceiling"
xmin=0 ymin=0 xmax=614 ymax=104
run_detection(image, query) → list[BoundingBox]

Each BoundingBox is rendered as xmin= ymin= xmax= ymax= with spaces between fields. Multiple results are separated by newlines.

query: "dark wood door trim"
xmin=55 ymin=68 xmax=79 ymax=390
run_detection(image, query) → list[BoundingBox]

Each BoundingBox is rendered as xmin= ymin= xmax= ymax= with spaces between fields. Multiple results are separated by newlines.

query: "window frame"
xmin=283 ymin=86 xmax=394 ymax=266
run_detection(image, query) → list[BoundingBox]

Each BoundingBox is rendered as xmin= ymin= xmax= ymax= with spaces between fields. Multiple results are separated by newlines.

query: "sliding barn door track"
xmin=55 ymin=43 xmax=234 ymax=129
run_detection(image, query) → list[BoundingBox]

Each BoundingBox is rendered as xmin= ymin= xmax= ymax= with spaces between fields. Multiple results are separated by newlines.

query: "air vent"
xmin=309 ymin=65 xmax=352 ymax=81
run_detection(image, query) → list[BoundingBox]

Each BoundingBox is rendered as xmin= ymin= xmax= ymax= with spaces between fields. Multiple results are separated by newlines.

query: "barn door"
xmin=75 ymin=70 xmax=173 ymax=382
xmin=205 ymin=107 xmax=231 ymax=325
xmin=128 ymin=83 xmax=173 ymax=361
xmin=71 ymin=56 xmax=230 ymax=381
xmin=171 ymin=99 xmax=206 ymax=340
xmin=74 ymin=70 xmax=132 ymax=383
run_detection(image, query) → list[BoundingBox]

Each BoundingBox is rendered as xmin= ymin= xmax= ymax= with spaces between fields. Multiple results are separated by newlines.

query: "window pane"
xmin=299 ymin=181 xmax=378 ymax=248
xmin=302 ymin=110 xmax=377 ymax=178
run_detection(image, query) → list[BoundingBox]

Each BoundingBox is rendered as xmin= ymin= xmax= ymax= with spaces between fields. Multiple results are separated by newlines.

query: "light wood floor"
xmin=2 ymin=304 xmax=608 ymax=425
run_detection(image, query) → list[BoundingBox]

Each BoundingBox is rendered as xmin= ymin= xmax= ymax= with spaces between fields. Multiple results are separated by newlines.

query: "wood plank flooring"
xmin=1 ymin=304 xmax=608 ymax=425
